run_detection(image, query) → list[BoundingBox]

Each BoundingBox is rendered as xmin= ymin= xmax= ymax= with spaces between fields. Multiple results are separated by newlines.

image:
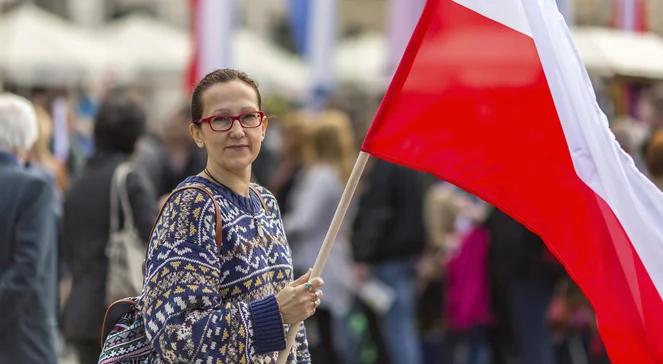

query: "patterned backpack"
xmin=98 ymin=183 xmax=222 ymax=364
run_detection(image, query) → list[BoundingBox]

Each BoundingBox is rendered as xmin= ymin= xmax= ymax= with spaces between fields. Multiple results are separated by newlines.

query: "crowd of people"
xmin=1 ymin=70 xmax=663 ymax=363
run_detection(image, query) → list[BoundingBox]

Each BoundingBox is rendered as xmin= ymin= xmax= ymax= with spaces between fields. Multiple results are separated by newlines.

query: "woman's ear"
xmin=260 ymin=117 xmax=269 ymax=140
xmin=189 ymin=123 xmax=205 ymax=148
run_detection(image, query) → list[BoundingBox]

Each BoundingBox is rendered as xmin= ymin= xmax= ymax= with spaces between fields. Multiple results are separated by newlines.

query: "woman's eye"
xmin=213 ymin=117 xmax=232 ymax=125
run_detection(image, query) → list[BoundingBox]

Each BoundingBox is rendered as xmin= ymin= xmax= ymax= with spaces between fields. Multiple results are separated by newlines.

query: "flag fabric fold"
xmin=361 ymin=1 xmax=663 ymax=363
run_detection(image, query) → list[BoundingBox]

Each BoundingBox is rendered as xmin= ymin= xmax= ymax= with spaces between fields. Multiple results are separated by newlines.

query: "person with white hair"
xmin=0 ymin=93 xmax=59 ymax=364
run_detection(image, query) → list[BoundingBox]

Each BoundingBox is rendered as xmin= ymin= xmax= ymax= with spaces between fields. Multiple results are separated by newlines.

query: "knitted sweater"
xmin=141 ymin=176 xmax=309 ymax=363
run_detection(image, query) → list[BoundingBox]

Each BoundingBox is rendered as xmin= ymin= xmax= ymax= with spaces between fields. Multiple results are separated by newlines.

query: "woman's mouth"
xmin=226 ymin=145 xmax=249 ymax=150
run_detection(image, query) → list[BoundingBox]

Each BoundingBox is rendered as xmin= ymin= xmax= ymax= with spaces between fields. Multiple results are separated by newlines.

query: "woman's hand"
xmin=276 ymin=269 xmax=324 ymax=324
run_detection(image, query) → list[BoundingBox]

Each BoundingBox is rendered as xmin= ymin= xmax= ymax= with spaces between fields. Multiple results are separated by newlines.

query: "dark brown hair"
xmin=191 ymin=69 xmax=261 ymax=122
xmin=94 ymin=95 xmax=146 ymax=153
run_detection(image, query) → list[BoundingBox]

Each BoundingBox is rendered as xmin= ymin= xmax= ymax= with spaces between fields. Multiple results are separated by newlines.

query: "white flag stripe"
xmin=453 ymin=0 xmax=532 ymax=37
xmin=308 ymin=0 xmax=337 ymax=93
xmin=387 ymin=0 xmax=426 ymax=74
xmin=198 ymin=0 xmax=235 ymax=77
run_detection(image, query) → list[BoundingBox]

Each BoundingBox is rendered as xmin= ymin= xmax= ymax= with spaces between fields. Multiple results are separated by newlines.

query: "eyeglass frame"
xmin=193 ymin=111 xmax=266 ymax=132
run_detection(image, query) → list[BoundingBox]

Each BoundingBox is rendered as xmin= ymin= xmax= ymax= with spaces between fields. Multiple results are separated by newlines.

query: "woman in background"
xmin=284 ymin=110 xmax=359 ymax=363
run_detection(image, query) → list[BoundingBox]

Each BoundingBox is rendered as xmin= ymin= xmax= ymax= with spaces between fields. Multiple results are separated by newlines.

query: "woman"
xmin=141 ymin=69 xmax=323 ymax=363
xmin=62 ymin=95 xmax=157 ymax=364
xmin=269 ymin=110 xmax=309 ymax=214
xmin=283 ymin=110 xmax=359 ymax=362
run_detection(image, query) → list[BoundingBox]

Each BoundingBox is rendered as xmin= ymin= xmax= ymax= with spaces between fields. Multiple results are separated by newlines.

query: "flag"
xmin=361 ymin=1 xmax=663 ymax=363
xmin=307 ymin=0 xmax=338 ymax=109
xmin=387 ymin=0 xmax=426 ymax=74
xmin=287 ymin=0 xmax=338 ymax=108
xmin=288 ymin=0 xmax=310 ymax=55
xmin=187 ymin=0 xmax=236 ymax=92
xmin=613 ymin=0 xmax=648 ymax=32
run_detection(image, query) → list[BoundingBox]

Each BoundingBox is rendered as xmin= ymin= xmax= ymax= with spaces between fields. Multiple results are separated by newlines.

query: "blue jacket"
xmin=0 ymin=151 xmax=58 ymax=364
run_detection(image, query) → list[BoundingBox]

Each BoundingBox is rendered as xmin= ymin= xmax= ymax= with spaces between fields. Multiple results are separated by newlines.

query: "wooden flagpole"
xmin=276 ymin=151 xmax=370 ymax=364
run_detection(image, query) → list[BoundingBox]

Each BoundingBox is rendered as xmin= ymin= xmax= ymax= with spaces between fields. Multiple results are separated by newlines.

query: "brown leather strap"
xmin=168 ymin=184 xmax=223 ymax=246
xmin=102 ymin=183 xmax=223 ymax=347
xmin=141 ymin=183 xmax=223 ymax=276
xmin=249 ymin=185 xmax=268 ymax=212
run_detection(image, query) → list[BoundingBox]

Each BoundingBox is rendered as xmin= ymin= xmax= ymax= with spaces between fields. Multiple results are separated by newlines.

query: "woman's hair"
xmin=0 ymin=93 xmax=38 ymax=154
xmin=191 ymin=69 xmax=261 ymax=122
xmin=646 ymin=130 xmax=663 ymax=178
xmin=32 ymin=106 xmax=54 ymax=161
xmin=279 ymin=110 xmax=311 ymax=159
xmin=307 ymin=110 xmax=356 ymax=182
xmin=93 ymin=95 xmax=146 ymax=154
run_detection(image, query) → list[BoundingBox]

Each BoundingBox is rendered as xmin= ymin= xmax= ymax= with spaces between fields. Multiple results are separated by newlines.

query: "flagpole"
xmin=277 ymin=151 xmax=370 ymax=364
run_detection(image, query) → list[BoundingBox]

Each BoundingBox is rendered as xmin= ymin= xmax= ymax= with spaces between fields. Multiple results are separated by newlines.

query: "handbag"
xmin=105 ymin=162 xmax=145 ymax=305
xmin=98 ymin=183 xmax=222 ymax=364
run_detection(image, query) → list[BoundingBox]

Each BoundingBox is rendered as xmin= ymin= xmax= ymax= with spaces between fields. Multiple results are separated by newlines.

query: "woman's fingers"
xmin=291 ymin=269 xmax=312 ymax=287
xmin=299 ymin=276 xmax=324 ymax=291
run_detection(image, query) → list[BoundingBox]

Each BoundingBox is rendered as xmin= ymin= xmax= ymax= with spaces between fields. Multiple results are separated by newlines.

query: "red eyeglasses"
xmin=194 ymin=111 xmax=265 ymax=132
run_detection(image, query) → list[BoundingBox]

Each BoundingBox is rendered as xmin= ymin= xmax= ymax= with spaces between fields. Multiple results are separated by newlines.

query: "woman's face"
xmin=191 ymin=80 xmax=267 ymax=175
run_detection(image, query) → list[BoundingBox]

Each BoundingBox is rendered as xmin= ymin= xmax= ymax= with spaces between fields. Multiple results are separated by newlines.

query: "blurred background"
xmin=2 ymin=0 xmax=663 ymax=363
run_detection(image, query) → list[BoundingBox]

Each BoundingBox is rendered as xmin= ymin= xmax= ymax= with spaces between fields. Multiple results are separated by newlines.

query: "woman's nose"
xmin=227 ymin=119 xmax=246 ymax=137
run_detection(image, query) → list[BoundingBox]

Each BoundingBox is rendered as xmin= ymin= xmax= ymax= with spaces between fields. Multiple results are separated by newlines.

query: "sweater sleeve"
xmin=141 ymin=189 xmax=285 ymax=362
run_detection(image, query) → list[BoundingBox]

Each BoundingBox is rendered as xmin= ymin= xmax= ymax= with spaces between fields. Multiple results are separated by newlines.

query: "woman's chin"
xmin=221 ymin=160 xmax=252 ymax=175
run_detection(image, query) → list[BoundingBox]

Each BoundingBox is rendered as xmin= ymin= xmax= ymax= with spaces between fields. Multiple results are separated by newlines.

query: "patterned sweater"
xmin=141 ymin=176 xmax=309 ymax=363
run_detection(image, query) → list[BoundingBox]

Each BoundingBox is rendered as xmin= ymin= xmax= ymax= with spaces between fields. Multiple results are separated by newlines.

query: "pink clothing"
xmin=444 ymin=226 xmax=493 ymax=331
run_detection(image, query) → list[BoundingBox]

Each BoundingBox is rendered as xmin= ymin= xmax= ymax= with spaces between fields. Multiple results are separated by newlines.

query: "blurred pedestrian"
xmin=0 ymin=93 xmax=59 ymax=364
xmin=269 ymin=110 xmax=309 ymax=214
xmin=352 ymin=159 xmax=426 ymax=364
xmin=61 ymin=95 xmax=157 ymax=364
xmin=135 ymin=104 xmax=207 ymax=199
xmin=29 ymin=106 xmax=69 ymax=193
xmin=140 ymin=69 xmax=322 ymax=362
xmin=486 ymin=208 xmax=563 ymax=364
xmin=159 ymin=104 xmax=207 ymax=196
xmin=284 ymin=110 xmax=359 ymax=363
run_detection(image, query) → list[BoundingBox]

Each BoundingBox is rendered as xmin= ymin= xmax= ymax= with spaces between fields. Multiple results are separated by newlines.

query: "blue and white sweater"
xmin=141 ymin=176 xmax=309 ymax=363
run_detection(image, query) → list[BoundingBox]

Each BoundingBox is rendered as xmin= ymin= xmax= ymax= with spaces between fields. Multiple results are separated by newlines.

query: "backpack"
xmin=98 ymin=183 xmax=222 ymax=364
xmin=105 ymin=162 xmax=145 ymax=305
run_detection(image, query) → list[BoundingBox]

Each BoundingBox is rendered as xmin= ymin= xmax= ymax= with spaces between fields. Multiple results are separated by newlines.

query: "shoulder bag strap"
xmin=249 ymin=185 xmax=268 ymax=212
xmin=109 ymin=163 xmax=125 ymax=235
xmin=115 ymin=162 xmax=136 ymax=231
xmin=150 ymin=183 xmax=223 ymax=248
xmin=173 ymin=184 xmax=223 ymax=246
xmin=141 ymin=183 xmax=222 ymax=278
xmin=103 ymin=183 xmax=223 ymax=346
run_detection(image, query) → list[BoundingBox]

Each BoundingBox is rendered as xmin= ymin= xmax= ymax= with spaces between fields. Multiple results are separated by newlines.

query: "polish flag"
xmin=361 ymin=1 xmax=663 ymax=363
xmin=186 ymin=0 xmax=236 ymax=92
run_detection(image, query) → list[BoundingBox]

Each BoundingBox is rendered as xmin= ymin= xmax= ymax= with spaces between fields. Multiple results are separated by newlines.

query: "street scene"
xmin=1 ymin=0 xmax=663 ymax=363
